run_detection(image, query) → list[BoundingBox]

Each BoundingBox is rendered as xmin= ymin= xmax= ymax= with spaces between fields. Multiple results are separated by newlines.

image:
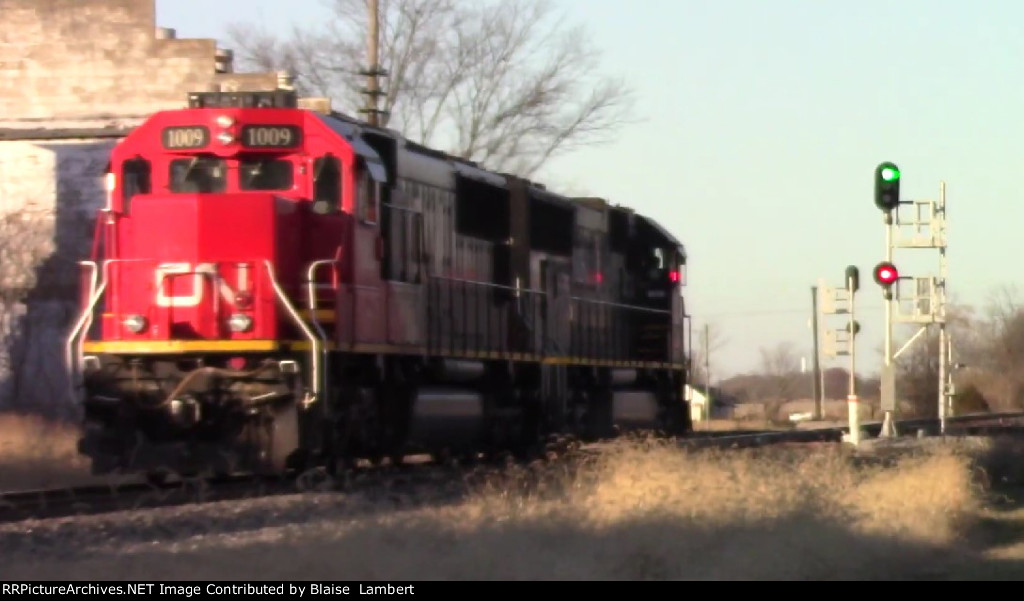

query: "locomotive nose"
xmin=105 ymin=191 xmax=285 ymax=342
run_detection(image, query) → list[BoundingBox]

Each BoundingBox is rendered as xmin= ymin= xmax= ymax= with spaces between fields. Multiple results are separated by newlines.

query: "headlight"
xmin=215 ymin=115 xmax=235 ymax=127
xmin=227 ymin=313 xmax=253 ymax=332
xmin=123 ymin=314 xmax=147 ymax=333
xmin=217 ymin=131 xmax=234 ymax=145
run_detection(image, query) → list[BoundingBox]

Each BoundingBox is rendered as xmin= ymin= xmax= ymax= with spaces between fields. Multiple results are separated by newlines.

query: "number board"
xmin=240 ymin=125 xmax=302 ymax=148
xmin=162 ymin=126 xmax=209 ymax=150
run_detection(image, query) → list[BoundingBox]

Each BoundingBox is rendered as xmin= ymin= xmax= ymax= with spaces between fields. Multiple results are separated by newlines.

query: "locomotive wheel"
xmin=263 ymin=401 xmax=301 ymax=475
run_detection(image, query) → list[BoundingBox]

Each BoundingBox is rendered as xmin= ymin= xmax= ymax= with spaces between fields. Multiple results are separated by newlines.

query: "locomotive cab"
xmin=624 ymin=217 xmax=687 ymax=365
xmin=70 ymin=90 xmax=387 ymax=478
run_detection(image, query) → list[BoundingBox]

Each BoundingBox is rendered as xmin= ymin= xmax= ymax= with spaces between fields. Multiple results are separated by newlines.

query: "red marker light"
xmin=873 ymin=261 xmax=899 ymax=285
xmin=669 ymin=270 xmax=680 ymax=283
xmin=234 ymin=290 xmax=254 ymax=309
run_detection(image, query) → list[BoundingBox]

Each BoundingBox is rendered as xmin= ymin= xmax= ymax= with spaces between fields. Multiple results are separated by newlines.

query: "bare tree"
xmin=887 ymin=295 xmax=1024 ymax=414
xmin=959 ymin=288 xmax=1024 ymax=410
xmin=757 ymin=341 xmax=803 ymax=402
xmin=226 ymin=0 xmax=635 ymax=176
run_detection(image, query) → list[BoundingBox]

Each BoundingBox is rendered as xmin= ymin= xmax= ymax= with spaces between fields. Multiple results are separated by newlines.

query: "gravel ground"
xmin=0 ymin=458 xmax=488 ymax=573
xmin=1 ymin=485 xmax=465 ymax=578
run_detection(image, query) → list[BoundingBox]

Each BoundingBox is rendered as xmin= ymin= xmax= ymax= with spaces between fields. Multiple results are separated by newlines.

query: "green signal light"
xmin=880 ymin=167 xmax=900 ymax=181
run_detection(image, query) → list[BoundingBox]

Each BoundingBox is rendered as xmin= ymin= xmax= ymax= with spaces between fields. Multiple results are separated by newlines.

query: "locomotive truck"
xmin=65 ymin=88 xmax=692 ymax=480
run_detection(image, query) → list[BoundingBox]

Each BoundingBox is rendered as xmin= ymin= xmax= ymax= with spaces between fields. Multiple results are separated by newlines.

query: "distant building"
xmin=685 ymin=385 xmax=737 ymax=421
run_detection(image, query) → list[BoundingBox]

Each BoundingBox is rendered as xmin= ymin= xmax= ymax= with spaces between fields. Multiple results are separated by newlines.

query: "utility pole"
xmin=704 ymin=323 xmax=711 ymax=422
xmin=811 ymin=286 xmax=823 ymax=420
xmin=360 ymin=0 xmax=388 ymax=126
xmin=937 ymin=181 xmax=949 ymax=433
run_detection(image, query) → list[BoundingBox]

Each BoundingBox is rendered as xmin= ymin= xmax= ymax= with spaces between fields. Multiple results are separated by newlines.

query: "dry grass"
xmin=0 ymin=411 xmax=95 ymax=491
xmin=8 ymin=436 xmax=1017 ymax=580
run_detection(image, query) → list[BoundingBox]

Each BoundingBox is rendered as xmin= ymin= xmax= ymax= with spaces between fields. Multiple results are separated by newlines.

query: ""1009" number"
xmin=242 ymin=125 xmax=300 ymax=148
xmin=162 ymin=126 xmax=209 ymax=149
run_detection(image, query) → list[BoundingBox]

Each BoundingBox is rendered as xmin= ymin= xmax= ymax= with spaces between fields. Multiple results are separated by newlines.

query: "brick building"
xmin=0 ymin=0 xmax=284 ymax=415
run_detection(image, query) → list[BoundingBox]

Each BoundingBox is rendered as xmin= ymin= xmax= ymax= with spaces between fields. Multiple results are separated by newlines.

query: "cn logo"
xmin=154 ymin=262 xmax=249 ymax=308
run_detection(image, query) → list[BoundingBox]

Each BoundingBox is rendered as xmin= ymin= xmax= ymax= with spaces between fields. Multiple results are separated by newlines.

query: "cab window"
xmin=239 ymin=157 xmax=294 ymax=191
xmin=122 ymin=157 xmax=152 ymax=212
xmin=356 ymin=160 xmax=378 ymax=223
xmin=312 ymin=154 xmax=341 ymax=213
xmin=653 ymin=248 xmax=665 ymax=269
xmin=169 ymin=156 xmax=226 ymax=193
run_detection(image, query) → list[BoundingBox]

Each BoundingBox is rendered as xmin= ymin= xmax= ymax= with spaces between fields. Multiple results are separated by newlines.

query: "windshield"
xmin=169 ymin=156 xmax=226 ymax=193
xmin=239 ymin=157 xmax=294 ymax=191
xmin=166 ymin=156 xmax=294 ymax=194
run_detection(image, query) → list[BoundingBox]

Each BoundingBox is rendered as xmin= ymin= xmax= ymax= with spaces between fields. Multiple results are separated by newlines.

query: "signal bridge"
xmin=889 ymin=195 xmax=948 ymax=325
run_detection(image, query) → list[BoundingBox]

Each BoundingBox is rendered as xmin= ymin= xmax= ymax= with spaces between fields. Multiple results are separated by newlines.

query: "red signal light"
xmin=873 ymin=262 xmax=898 ymax=285
xmin=669 ymin=270 xmax=680 ymax=283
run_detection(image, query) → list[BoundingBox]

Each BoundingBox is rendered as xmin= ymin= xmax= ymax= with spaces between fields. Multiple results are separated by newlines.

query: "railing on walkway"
xmin=425 ymin=274 xmax=678 ymax=363
xmin=426 ymin=275 xmax=545 ymax=357
xmin=570 ymin=297 xmax=673 ymax=362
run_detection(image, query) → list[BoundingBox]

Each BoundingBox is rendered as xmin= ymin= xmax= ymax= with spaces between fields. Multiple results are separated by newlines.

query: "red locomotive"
xmin=65 ymin=88 xmax=692 ymax=480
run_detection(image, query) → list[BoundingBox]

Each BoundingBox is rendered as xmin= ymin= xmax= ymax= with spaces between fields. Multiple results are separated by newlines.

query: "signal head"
xmin=873 ymin=262 xmax=898 ymax=285
xmin=873 ymin=261 xmax=899 ymax=299
xmin=874 ymin=161 xmax=901 ymax=212
xmin=845 ymin=265 xmax=860 ymax=293
xmin=872 ymin=262 xmax=897 ymax=298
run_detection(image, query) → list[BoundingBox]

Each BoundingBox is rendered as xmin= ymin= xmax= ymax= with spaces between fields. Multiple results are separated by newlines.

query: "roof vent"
xmin=277 ymin=70 xmax=295 ymax=90
xmin=215 ymin=49 xmax=233 ymax=74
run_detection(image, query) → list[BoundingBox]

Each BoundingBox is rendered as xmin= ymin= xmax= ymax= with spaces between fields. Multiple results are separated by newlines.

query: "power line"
xmin=700 ymin=306 xmax=885 ymax=319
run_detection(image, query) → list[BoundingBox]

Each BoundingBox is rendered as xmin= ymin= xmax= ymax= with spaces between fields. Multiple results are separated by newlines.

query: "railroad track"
xmin=0 ymin=473 xmax=299 ymax=525
xmin=4 ymin=411 xmax=1022 ymax=525
xmin=0 ymin=434 xmax=589 ymax=525
xmin=678 ymin=411 xmax=1024 ymax=450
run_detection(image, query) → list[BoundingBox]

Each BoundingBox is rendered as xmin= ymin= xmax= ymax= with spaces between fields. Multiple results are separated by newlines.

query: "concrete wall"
xmin=0 ymin=139 xmax=115 ymax=416
xmin=0 ymin=0 xmax=283 ymax=415
xmin=0 ymin=0 xmax=282 ymax=127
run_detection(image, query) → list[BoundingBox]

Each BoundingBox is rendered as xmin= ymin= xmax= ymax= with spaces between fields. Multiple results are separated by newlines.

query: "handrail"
xmin=428 ymin=274 xmax=544 ymax=295
xmin=65 ymin=260 xmax=101 ymax=405
xmin=570 ymin=295 xmax=672 ymax=315
xmin=305 ymin=259 xmax=340 ymax=342
xmin=263 ymin=260 xmax=321 ymax=407
xmin=64 ymin=257 xmax=150 ymax=403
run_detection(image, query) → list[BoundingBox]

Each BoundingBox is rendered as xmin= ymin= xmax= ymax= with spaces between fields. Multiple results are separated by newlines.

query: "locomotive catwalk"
xmin=65 ymin=88 xmax=692 ymax=481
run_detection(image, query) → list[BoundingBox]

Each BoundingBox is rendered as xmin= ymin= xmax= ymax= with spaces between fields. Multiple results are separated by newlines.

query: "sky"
xmin=155 ymin=0 xmax=1024 ymax=381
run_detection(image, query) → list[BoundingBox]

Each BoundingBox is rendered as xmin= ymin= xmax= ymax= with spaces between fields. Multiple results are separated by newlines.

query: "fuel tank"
xmin=407 ymin=386 xmax=485 ymax=452
xmin=611 ymin=390 xmax=660 ymax=430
